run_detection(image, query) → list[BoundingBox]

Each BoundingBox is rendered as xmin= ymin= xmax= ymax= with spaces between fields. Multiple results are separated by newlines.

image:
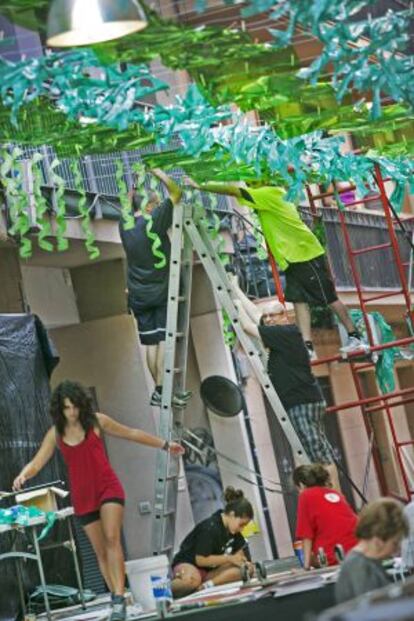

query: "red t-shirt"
xmin=295 ymin=486 xmax=358 ymax=565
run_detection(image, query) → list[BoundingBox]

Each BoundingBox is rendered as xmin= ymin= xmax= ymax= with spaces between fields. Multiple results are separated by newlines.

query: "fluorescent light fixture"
xmin=47 ymin=0 xmax=148 ymax=47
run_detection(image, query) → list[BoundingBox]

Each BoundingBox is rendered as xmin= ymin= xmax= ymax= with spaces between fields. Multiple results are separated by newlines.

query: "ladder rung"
xmin=162 ymin=509 xmax=176 ymax=517
xmin=351 ymin=242 xmax=392 ymax=256
xmin=361 ymin=289 xmax=404 ymax=303
xmin=397 ymin=441 xmax=414 ymax=448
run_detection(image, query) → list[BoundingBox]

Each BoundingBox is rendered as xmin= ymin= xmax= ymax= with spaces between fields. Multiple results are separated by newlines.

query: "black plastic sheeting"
xmin=0 ymin=314 xmax=76 ymax=621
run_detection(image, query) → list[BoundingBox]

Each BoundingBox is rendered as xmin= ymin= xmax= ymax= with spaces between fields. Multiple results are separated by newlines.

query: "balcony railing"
xmin=2 ymin=145 xmax=413 ymax=294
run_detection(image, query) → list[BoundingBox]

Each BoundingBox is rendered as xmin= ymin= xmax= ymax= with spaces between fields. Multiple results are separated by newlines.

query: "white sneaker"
xmin=305 ymin=344 xmax=318 ymax=361
xmin=339 ymin=336 xmax=368 ymax=355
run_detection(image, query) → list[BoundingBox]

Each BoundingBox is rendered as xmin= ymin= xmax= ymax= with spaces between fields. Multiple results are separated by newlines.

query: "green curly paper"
xmin=48 ymin=159 xmax=69 ymax=252
xmin=31 ymin=153 xmax=53 ymax=252
xmin=70 ymin=160 xmax=100 ymax=260
xmin=0 ymin=147 xmax=32 ymax=258
xmin=130 ymin=162 xmax=167 ymax=269
xmin=115 ymin=159 xmax=135 ymax=231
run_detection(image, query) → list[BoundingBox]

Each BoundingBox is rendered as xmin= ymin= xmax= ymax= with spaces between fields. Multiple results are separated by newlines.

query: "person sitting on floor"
xmin=171 ymin=487 xmax=254 ymax=598
xmin=294 ymin=464 xmax=358 ymax=570
xmin=335 ymin=498 xmax=409 ymax=603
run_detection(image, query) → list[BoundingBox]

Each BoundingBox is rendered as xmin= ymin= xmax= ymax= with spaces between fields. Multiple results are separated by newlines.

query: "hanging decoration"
xmin=0 ymin=146 xmax=32 ymax=258
xmin=0 ymin=49 xmax=168 ymax=128
xmin=193 ymin=0 xmax=414 ymax=117
xmin=129 ymin=162 xmax=167 ymax=269
xmin=70 ymin=161 xmax=100 ymax=260
xmin=48 ymin=159 xmax=69 ymax=252
xmin=115 ymin=159 xmax=135 ymax=232
xmin=31 ymin=153 xmax=53 ymax=252
xmin=350 ymin=310 xmax=402 ymax=394
xmin=0 ymin=4 xmax=413 ymax=259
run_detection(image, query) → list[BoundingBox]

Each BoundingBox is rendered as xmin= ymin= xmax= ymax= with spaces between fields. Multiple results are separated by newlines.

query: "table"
xmin=0 ymin=507 xmax=85 ymax=621
xmin=171 ymin=583 xmax=335 ymax=621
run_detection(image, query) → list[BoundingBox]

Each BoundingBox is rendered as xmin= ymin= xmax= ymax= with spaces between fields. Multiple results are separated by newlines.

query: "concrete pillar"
xmin=190 ymin=266 xmax=279 ymax=560
xmin=0 ymin=246 xmax=26 ymax=312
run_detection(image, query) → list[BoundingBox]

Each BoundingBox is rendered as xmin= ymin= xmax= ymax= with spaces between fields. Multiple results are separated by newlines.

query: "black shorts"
xmin=133 ymin=304 xmax=167 ymax=345
xmin=77 ymin=498 xmax=125 ymax=527
xmin=284 ymin=255 xmax=338 ymax=306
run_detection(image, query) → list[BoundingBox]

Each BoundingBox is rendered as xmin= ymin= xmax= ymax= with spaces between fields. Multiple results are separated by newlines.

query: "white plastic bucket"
xmin=125 ymin=555 xmax=169 ymax=611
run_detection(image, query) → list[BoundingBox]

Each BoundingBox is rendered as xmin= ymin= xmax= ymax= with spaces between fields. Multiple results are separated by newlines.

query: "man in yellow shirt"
xmin=189 ymin=181 xmax=363 ymax=358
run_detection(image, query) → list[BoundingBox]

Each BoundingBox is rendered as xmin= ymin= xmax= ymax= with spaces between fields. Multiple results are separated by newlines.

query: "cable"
xmin=183 ymin=427 xmax=290 ymax=492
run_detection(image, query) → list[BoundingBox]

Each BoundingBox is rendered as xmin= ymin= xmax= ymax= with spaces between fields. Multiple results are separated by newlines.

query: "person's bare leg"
xmin=146 ymin=345 xmax=158 ymax=384
xmin=329 ymin=300 xmax=355 ymax=333
xmin=293 ymin=303 xmax=312 ymax=342
xmin=155 ymin=341 xmax=165 ymax=387
xmin=83 ymin=520 xmax=114 ymax=592
xmin=205 ymin=564 xmax=242 ymax=586
xmin=100 ymin=503 xmax=125 ymax=596
xmin=171 ymin=564 xmax=202 ymax=598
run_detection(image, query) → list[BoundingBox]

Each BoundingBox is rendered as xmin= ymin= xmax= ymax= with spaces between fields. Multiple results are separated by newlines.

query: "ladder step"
xmin=163 ymin=509 xmax=176 ymax=517
xmin=351 ymin=242 xmax=392 ymax=256
xmin=361 ymin=289 xmax=404 ymax=303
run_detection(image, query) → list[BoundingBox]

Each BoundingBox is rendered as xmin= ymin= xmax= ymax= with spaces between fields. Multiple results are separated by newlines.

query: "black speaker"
xmin=200 ymin=375 xmax=244 ymax=417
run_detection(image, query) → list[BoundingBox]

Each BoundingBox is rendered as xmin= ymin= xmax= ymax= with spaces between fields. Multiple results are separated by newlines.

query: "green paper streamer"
xmin=115 ymin=159 xmax=135 ymax=231
xmin=0 ymin=147 xmax=32 ymax=258
xmin=31 ymin=152 xmax=53 ymax=252
xmin=350 ymin=309 xmax=401 ymax=394
xmin=70 ymin=160 xmax=100 ymax=260
xmin=48 ymin=159 xmax=69 ymax=252
xmin=131 ymin=162 xmax=167 ymax=269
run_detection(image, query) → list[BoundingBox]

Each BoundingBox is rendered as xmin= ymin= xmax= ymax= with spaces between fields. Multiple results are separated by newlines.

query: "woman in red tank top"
xmin=13 ymin=380 xmax=184 ymax=621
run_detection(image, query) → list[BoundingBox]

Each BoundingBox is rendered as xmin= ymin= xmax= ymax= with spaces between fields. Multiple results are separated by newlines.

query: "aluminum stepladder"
xmin=151 ymin=199 xmax=193 ymax=557
xmin=151 ymin=199 xmax=310 ymax=556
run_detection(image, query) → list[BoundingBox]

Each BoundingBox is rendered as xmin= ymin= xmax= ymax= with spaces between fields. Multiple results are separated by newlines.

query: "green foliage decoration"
xmin=70 ymin=161 xmax=100 ymax=260
xmin=129 ymin=162 xmax=167 ymax=269
xmin=0 ymin=147 xmax=32 ymax=258
xmin=48 ymin=159 xmax=69 ymax=252
xmin=31 ymin=153 xmax=53 ymax=252
xmin=115 ymin=159 xmax=135 ymax=232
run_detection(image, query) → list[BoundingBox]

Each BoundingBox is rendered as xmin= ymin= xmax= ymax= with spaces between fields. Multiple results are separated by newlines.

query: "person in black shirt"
xmin=171 ymin=487 xmax=254 ymax=598
xmin=231 ymin=278 xmax=339 ymax=488
xmin=120 ymin=169 xmax=190 ymax=408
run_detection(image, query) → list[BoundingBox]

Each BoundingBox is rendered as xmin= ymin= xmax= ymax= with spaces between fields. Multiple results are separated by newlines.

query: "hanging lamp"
xmin=47 ymin=0 xmax=148 ymax=47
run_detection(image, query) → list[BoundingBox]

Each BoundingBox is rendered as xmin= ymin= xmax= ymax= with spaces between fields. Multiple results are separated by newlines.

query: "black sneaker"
xmin=175 ymin=390 xmax=192 ymax=401
xmin=150 ymin=390 xmax=188 ymax=408
xmin=109 ymin=595 xmax=126 ymax=621
xmin=150 ymin=390 xmax=162 ymax=407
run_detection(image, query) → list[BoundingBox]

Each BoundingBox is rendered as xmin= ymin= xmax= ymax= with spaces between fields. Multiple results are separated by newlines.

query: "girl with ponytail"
xmin=293 ymin=464 xmax=358 ymax=570
xmin=171 ymin=487 xmax=254 ymax=598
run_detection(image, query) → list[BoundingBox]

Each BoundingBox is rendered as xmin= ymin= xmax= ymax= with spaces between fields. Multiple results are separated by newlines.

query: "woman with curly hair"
xmin=171 ymin=487 xmax=254 ymax=598
xmin=13 ymin=380 xmax=184 ymax=621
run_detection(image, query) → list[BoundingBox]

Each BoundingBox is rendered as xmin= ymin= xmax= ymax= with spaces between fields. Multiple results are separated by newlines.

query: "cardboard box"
xmin=16 ymin=486 xmax=68 ymax=512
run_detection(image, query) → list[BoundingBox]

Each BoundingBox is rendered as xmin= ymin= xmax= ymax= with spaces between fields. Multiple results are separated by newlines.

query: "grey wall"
xmin=50 ymin=314 xmax=158 ymax=559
